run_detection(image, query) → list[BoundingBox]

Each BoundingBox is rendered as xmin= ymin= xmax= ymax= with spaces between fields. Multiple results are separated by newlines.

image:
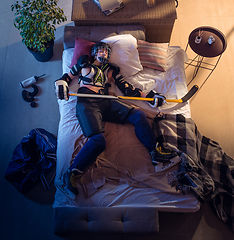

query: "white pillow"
xmin=101 ymin=34 xmax=143 ymax=77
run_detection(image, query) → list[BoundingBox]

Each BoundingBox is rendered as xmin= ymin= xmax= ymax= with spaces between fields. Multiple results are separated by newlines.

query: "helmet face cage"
xmin=91 ymin=42 xmax=111 ymax=63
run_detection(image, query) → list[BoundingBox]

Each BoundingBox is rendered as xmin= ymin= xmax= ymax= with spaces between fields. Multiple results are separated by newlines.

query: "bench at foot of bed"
xmin=53 ymin=206 xmax=159 ymax=240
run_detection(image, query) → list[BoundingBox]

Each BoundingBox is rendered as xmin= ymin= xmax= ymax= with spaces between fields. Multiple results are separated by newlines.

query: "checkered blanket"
xmin=156 ymin=114 xmax=234 ymax=232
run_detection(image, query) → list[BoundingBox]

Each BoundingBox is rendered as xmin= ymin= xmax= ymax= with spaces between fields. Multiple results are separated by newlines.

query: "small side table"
xmin=185 ymin=26 xmax=227 ymax=88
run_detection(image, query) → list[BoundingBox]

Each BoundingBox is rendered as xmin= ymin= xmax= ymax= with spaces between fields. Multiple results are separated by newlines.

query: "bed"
xmin=53 ymin=25 xmax=234 ymax=239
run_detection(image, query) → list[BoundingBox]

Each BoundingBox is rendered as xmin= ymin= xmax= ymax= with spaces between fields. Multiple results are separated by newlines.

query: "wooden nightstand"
xmin=185 ymin=26 xmax=227 ymax=88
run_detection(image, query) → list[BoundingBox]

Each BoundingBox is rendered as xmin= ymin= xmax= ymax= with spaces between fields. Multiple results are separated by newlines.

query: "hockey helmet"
xmin=91 ymin=42 xmax=111 ymax=63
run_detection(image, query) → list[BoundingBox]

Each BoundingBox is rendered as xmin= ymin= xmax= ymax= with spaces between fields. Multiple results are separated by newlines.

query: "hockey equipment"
xmin=22 ymin=89 xmax=34 ymax=102
xmin=57 ymin=73 xmax=72 ymax=85
xmin=55 ymin=169 xmax=82 ymax=199
xmin=4 ymin=128 xmax=57 ymax=194
xmin=80 ymin=63 xmax=109 ymax=87
xmin=150 ymin=143 xmax=178 ymax=162
xmin=154 ymin=155 xmax=181 ymax=173
xmin=150 ymin=143 xmax=179 ymax=172
xmin=91 ymin=42 xmax=111 ymax=63
xmin=55 ymin=79 xmax=69 ymax=101
xmin=70 ymin=55 xmax=90 ymax=76
xmin=124 ymin=87 xmax=142 ymax=97
xmin=166 ymin=85 xmax=199 ymax=103
xmin=146 ymin=90 xmax=165 ymax=108
xmin=20 ymin=74 xmax=45 ymax=88
xmin=69 ymin=85 xmax=198 ymax=104
xmin=152 ymin=119 xmax=174 ymax=154
xmin=30 ymin=102 xmax=37 ymax=108
xmin=21 ymin=84 xmax=39 ymax=107
xmin=22 ymin=84 xmax=39 ymax=105
xmin=28 ymin=84 xmax=39 ymax=97
xmin=111 ymin=66 xmax=142 ymax=97
xmin=98 ymin=83 xmax=111 ymax=95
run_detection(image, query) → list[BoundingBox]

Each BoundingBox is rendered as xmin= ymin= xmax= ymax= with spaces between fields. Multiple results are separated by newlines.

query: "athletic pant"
xmin=70 ymin=108 xmax=156 ymax=171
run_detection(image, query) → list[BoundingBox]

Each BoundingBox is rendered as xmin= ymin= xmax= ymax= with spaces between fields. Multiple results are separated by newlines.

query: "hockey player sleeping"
xmin=54 ymin=42 xmax=180 ymax=199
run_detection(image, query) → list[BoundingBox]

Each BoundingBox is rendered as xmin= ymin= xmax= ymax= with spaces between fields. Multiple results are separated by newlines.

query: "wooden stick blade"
xmin=165 ymin=85 xmax=198 ymax=103
xmin=181 ymin=85 xmax=199 ymax=102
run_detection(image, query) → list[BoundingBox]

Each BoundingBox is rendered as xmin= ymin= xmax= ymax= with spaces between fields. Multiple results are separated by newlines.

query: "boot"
xmin=149 ymin=143 xmax=178 ymax=165
xmin=149 ymin=143 xmax=181 ymax=172
xmin=55 ymin=169 xmax=82 ymax=199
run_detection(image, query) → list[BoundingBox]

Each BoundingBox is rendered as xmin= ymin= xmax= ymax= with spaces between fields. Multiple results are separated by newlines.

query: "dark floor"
xmin=0 ymin=0 xmax=234 ymax=239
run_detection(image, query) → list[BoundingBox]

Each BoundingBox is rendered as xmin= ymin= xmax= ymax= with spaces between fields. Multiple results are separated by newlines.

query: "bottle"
xmin=20 ymin=74 xmax=45 ymax=88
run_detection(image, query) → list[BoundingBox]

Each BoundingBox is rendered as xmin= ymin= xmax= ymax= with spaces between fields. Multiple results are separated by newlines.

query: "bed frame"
xmin=53 ymin=24 xmax=162 ymax=240
xmin=38 ymin=19 xmax=234 ymax=236
xmin=53 ymin=24 xmax=202 ymax=240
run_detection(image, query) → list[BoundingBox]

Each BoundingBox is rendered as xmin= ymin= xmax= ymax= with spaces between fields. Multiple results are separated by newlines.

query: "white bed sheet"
xmin=62 ymin=46 xmax=191 ymax=118
xmin=53 ymin=46 xmax=200 ymax=212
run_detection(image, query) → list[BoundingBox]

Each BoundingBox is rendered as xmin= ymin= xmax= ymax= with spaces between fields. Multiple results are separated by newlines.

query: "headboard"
xmin=63 ymin=25 xmax=146 ymax=49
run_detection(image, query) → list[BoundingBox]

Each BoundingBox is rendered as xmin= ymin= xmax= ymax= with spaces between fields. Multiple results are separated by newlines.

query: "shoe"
xmin=149 ymin=144 xmax=180 ymax=172
xmin=55 ymin=169 xmax=82 ymax=199
xmin=150 ymin=143 xmax=178 ymax=164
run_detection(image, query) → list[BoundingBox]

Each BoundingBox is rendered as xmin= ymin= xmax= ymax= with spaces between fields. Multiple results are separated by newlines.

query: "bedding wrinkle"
xmin=54 ymin=44 xmax=199 ymax=211
xmin=75 ymin=120 xmax=182 ymax=198
xmin=63 ymin=47 xmax=191 ymax=117
xmin=71 ymin=135 xmax=88 ymax=162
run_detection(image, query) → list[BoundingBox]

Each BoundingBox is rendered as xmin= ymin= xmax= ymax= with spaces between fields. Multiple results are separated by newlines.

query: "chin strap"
xmin=97 ymin=56 xmax=108 ymax=64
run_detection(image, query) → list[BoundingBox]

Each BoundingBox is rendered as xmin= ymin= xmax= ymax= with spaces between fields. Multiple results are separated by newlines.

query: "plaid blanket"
xmin=156 ymin=114 xmax=234 ymax=232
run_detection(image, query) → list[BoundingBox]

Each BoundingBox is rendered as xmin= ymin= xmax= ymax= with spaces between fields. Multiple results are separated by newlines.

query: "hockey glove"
xmin=55 ymin=78 xmax=69 ymax=101
xmin=70 ymin=55 xmax=90 ymax=76
xmin=112 ymin=66 xmax=141 ymax=97
xmin=146 ymin=90 xmax=166 ymax=108
xmin=124 ymin=87 xmax=142 ymax=97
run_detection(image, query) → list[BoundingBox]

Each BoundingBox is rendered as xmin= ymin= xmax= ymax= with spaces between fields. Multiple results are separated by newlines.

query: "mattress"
xmin=53 ymin=45 xmax=200 ymax=212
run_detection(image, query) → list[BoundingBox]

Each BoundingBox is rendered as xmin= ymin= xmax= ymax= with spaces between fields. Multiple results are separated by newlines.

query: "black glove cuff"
xmin=58 ymin=85 xmax=69 ymax=100
xmin=146 ymin=90 xmax=154 ymax=98
xmin=146 ymin=90 xmax=165 ymax=107
xmin=124 ymin=87 xmax=141 ymax=97
xmin=98 ymin=83 xmax=111 ymax=95
xmin=60 ymin=73 xmax=72 ymax=85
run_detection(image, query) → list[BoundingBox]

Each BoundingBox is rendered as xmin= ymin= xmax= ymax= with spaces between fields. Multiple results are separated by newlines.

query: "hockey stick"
xmin=69 ymin=85 xmax=199 ymax=103
xmin=165 ymin=85 xmax=199 ymax=103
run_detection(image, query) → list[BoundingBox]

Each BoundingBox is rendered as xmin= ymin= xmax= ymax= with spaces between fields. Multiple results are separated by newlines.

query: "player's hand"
xmin=146 ymin=90 xmax=165 ymax=108
xmin=55 ymin=80 xmax=69 ymax=101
